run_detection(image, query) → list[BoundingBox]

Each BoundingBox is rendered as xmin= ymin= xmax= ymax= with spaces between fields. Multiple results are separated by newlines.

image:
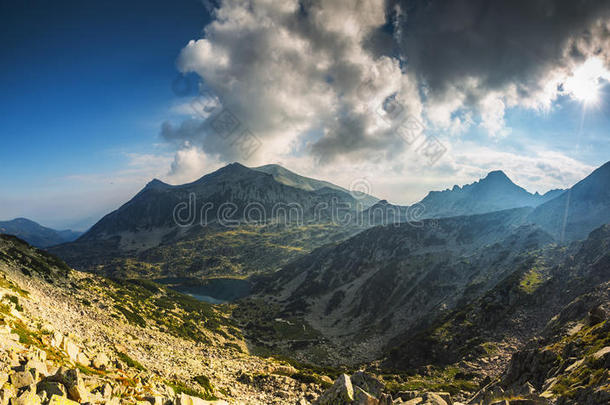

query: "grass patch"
xmin=167 ymin=380 xmax=217 ymax=401
xmin=193 ymin=375 xmax=214 ymax=393
xmin=385 ymin=366 xmax=479 ymax=396
xmin=114 ymin=305 xmax=146 ymax=328
xmin=519 ymin=268 xmax=545 ymax=293
xmin=117 ymin=352 xmax=146 ymax=371
xmin=11 ymin=321 xmax=40 ymax=346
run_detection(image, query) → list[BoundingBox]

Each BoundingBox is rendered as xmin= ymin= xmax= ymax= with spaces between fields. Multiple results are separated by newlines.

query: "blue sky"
xmin=1 ymin=0 xmax=609 ymax=230
xmin=0 ymin=0 xmax=212 ymax=228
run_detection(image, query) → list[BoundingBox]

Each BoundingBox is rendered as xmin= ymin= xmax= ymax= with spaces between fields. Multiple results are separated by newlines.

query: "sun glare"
xmin=564 ymin=57 xmax=610 ymax=106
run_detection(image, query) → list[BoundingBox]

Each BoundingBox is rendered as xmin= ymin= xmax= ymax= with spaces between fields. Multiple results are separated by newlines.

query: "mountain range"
xmin=0 ymin=217 xmax=82 ymax=248
xmin=2 ymin=160 xmax=609 ymax=404
xmin=45 ymin=161 xmax=610 ymax=281
xmin=418 ymin=170 xmax=564 ymax=219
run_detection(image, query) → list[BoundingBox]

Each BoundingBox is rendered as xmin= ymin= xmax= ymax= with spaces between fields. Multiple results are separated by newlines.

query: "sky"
xmin=1 ymin=0 xmax=609 ymax=230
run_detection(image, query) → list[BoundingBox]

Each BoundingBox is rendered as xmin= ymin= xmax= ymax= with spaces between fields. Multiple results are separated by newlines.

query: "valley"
xmin=1 ymin=162 xmax=609 ymax=404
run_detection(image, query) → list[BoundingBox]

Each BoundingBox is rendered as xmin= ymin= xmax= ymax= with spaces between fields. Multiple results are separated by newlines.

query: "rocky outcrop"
xmin=314 ymin=372 xmax=467 ymax=405
xmin=0 ymin=234 xmax=321 ymax=405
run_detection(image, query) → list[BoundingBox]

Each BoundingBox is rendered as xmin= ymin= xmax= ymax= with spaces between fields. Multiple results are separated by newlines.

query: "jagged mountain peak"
xmin=144 ymin=178 xmax=171 ymax=190
xmin=418 ymin=169 xmax=551 ymax=219
xmin=483 ymin=169 xmax=510 ymax=180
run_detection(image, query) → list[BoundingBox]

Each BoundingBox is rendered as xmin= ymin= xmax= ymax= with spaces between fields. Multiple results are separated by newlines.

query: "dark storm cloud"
xmin=168 ymin=0 xmax=610 ymax=164
xmin=392 ymin=0 xmax=610 ymax=102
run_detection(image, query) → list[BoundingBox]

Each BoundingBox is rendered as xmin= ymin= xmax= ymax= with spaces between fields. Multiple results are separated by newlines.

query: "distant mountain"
xmin=528 ymin=161 xmax=610 ymax=241
xmin=253 ymin=164 xmax=379 ymax=209
xmin=359 ymin=199 xmax=408 ymax=225
xmin=418 ymin=170 xmax=562 ymax=219
xmin=50 ymin=163 xmax=366 ymax=278
xmin=79 ymin=162 xmax=357 ymax=245
xmin=0 ymin=218 xmax=81 ymax=248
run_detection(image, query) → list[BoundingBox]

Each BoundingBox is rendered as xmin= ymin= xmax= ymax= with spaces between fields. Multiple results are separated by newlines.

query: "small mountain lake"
xmin=157 ymin=277 xmax=252 ymax=304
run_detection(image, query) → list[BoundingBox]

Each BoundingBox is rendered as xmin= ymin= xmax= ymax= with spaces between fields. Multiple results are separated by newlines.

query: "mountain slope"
xmin=0 ymin=234 xmax=335 ymax=404
xmin=0 ymin=218 xmax=81 ymax=247
xmin=253 ymin=164 xmax=379 ymax=209
xmin=528 ymin=161 xmax=610 ymax=241
xmin=242 ymin=208 xmax=553 ymax=364
xmin=418 ymin=170 xmax=562 ymax=219
xmin=49 ymin=163 xmax=366 ymax=280
xmin=385 ymin=223 xmax=610 ymax=370
xmin=359 ymin=199 xmax=409 ymax=226
xmin=80 ymin=163 xmax=356 ymax=244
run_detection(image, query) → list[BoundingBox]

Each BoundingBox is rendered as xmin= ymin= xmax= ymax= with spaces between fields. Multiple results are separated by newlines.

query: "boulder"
xmin=61 ymin=338 xmax=79 ymax=363
xmin=422 ymin=392 xmax=447 ymax=405
xmin=37 ymin=381 xmax=67 ymax=398
xmin=49 ymin=369 xmax=88 ymax=403
xmin=47 ymin=395 xmax=79 ymax=405
xmin=9 ymin=371 xmax=36 ymax=389
xmin=272 ymin=365 xmax=298 ymax=376
xmin=315 ymin=374 xmax=354 ymax=405
xmin=50 ymin=333 xmax=63 ymax=349
xmin=588 ymin=305 xmax=608 ymax=325
xmin=353 ymin=386 xmax=378 ymax=404
xmin=76 ymin=352 xmax=89 ymax=366
xmin=436 ymin=392 xmax=452 ymax=404
xmin=351 ymin=371 xmax=384 ymax=398
xmin=320 ymin=376 xmax=333 ymax=385
xmin=10 ymin=389 xmax=41 ymax=405
xmin=18 ymin=359 xmax=48 ymax=377
xmin=378 ymin=393 xmax=392 ymax=405
xmin=92 ymin=353 xmax=110 ymax=370
xmin=0 ymin=384 xmax=17 ymax=405
xmin=593 ymin=346 xmax=610 ymax=368
xmin=144 ymin=395 xmax=165 ymax=405
xmin=174 ymin=394 xmax=228 ymax=405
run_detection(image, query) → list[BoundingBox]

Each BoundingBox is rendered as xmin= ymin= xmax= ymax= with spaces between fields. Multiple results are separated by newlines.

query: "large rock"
xmin=174 ymin=394 xmax=228 ymax=405
xmin=61 ymin=338 xmax=79 ymax=363
xmin=421 ymin=392 xmax=447 ymax=405
xmin=315 ymin=374 xmax=354 ymax=405
xmin=593 ymin=346 xmax=610 ymax=368
xmin=48 ymin=395 xmax=79 ymax=405
xmin=353 ymin=386 xmax=378 ymax=404
xmin=9 ymin=371 xmax=36 ymax=389
xmin=144 ymin=396 xmax=166 ymax=405
xmin=378 ymin=393 xmax=392 ymax=405
xmin=37 ymin=381 xmax=67 ymax=398
xmin=92 ymin=353 xmax=110 ymax=370
xmin=588 ymin=305 xmax=608 ymax=325
xmin=350 ymin=371 xmax=384 ymax=398
xmin=18 ymin=359 xmax=48 ymax=377
xmin=0 ymin=384 xmax=17 ymax=405
xmin=10 ymin=389 xmax=41 ymax=405
xmin=48 ymin=369 xmax=88 ymax=403
xmin=430 ymin=392 xmax=452 ymax=404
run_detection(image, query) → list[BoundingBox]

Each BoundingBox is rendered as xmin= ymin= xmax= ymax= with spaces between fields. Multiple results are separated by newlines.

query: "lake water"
xmin=159 ymin=277 xmax=252 ymax=304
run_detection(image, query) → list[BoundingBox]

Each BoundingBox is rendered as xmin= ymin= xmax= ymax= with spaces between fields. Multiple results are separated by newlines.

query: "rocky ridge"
xmin=0 ymin=234 xmax=332 ymax=404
